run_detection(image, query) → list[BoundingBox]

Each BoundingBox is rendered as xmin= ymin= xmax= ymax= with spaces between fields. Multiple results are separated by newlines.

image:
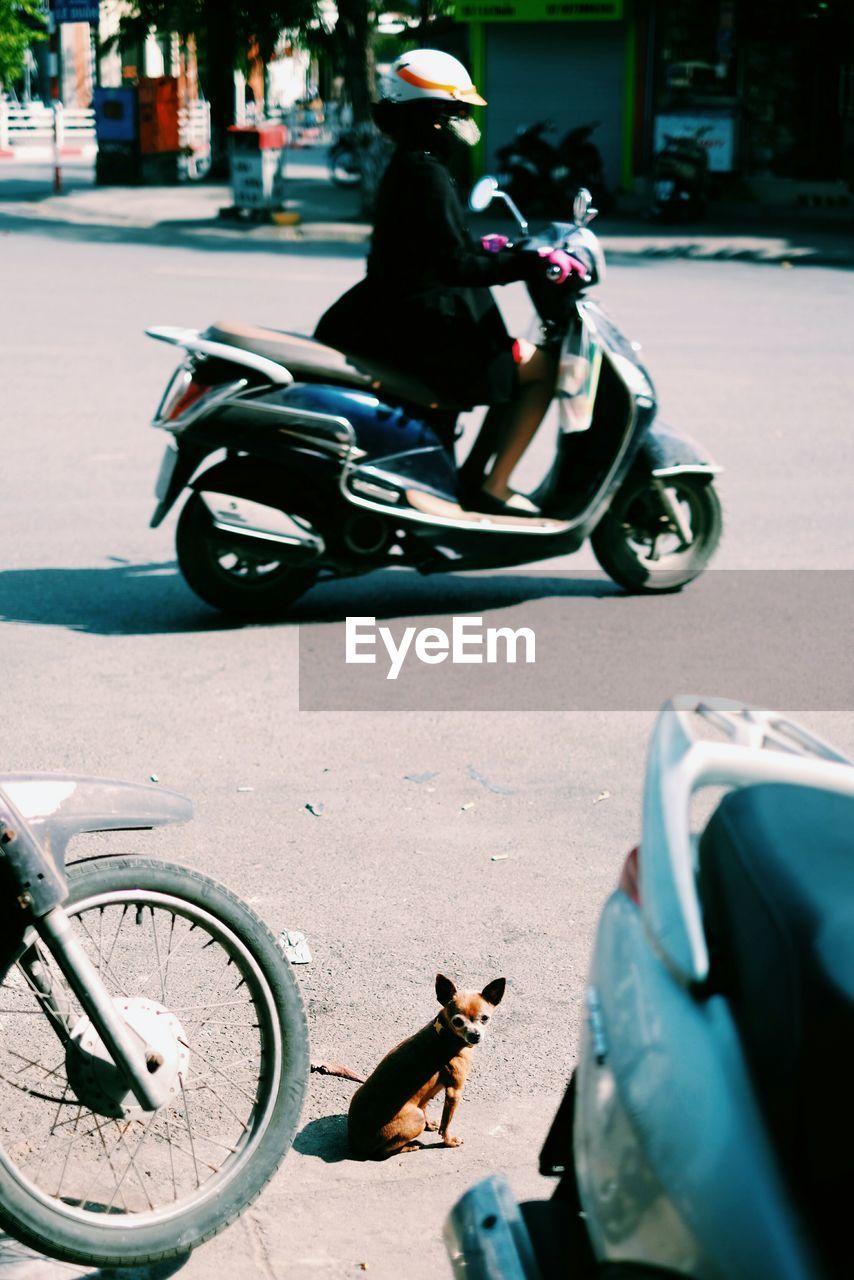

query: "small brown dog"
xmin=348 ymin=973 xmax=506 ymax=1160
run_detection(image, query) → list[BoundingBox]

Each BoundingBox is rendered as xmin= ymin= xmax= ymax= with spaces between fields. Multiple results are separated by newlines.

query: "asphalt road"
xmin=2 ymin=197 xmax=854 ymax=1279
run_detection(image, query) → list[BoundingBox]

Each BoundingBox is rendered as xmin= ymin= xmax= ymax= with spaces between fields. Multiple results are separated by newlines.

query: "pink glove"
xmin=481 ymin=233 xmax=510 ymax=254
xmin=537 ymin=247 xmax=589 ymax=284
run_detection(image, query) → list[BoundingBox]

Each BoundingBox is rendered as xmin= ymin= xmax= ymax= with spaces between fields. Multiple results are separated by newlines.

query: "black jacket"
xmin=315 ymin=146 xmax=534 ymax=406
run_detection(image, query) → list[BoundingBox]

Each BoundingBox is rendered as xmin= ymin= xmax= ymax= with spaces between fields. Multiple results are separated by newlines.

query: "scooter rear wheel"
xmin=176 ymin=492 xmax=318 ymax=618
xmin=591 ymin=473 xmax=722 ymax=593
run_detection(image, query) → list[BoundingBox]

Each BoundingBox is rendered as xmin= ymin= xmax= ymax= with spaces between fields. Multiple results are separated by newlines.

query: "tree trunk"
xmin=335 ymin=0 xmax=373 ymax=125
xmin=201 ymin=21 xmax=237 ymax=180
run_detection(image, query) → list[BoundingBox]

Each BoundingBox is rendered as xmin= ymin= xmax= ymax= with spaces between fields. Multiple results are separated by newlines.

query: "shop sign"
xmin=53 ymin=0 xmax=101 ymax=22
xmin=654 ymin=114 xmax=736 ymax=172
xmin=456 ymin=0 xmax=622 ymax=22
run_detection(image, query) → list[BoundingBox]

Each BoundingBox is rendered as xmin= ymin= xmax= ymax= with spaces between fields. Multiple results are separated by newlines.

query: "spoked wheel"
xmin=0 ymin=857 xmax=309 ymax=1266
xmin=591 ymin=473 xmax=722 ymax=593
xmin=176 ymin=492 xmax=318 ymax=618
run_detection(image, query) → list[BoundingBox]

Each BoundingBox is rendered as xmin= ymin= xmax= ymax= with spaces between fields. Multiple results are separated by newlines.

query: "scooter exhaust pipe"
xmin=199 ymin=491 xmax=325 ymax=564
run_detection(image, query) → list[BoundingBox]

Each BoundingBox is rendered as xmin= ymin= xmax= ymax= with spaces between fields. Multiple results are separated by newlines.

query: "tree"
xmin=0 ymin=0 xmax=46 ymax=90
xmin=118 ymin=1 xmax=316 ymax=173
xmin=331 ymin=0 xmax=374 ymax=124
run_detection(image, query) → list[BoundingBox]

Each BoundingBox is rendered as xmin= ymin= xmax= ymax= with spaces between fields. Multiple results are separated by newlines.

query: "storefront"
xmin=454 ymin=0 xmax=854 ymax=203
xmin=455 ymin=0 xmax=635 ymax=194
xmin=643 ymin=0 xmax=854 ymax=193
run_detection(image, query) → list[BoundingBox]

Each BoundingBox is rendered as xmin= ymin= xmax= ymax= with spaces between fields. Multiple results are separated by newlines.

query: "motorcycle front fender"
xmin=0 ymin=775 xmax=192 ymax=870
xmin=637 ymin=422 xmax=721 ymax=479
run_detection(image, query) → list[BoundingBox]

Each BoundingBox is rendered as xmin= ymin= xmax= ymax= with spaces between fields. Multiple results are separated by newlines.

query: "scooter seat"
xmin=699 ymin=783 xmax=854 ymax=1259
xmin=204 ymin=321 xmax=461 ymax=412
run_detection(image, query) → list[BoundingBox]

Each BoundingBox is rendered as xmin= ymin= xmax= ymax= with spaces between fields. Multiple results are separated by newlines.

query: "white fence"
xmin=0 ymin=99 xmax=211 ymax=174
xmin=178 ymin=100 xmax=211 ymax=178
xmin=0 ymin=102 xmax=95 ymax=151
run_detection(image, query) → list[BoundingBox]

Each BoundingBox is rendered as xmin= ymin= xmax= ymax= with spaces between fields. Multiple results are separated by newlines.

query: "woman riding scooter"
xmin=315 ymin=48 xmax=584 ymax=516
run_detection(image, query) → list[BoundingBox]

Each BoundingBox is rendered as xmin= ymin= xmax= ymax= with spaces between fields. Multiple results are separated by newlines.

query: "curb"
xmin=0 ymin=203 xmax=851 ymax=267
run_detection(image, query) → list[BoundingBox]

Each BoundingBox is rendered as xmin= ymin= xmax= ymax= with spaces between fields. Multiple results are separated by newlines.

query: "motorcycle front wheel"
xmin=0 ymin=857 xmax=309 ymax=1266
xmin=176 ymin=492 xmax=318 ymax=618
xmin=591 ymin=473 xmax=722 ymax=593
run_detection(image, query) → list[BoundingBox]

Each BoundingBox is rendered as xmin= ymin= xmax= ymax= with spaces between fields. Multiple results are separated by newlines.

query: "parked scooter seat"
xmin=204 ymin=321 xmax=461 ymax=413
xmin=699 ymin=783 xmax=854 ymax=1258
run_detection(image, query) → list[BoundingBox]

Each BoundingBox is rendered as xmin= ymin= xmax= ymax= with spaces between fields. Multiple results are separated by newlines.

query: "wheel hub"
xmin=65 ymin=997 xmax=189 ymax=1118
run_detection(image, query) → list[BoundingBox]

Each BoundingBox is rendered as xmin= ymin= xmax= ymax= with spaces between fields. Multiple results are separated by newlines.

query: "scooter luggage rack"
xmin=642 ymin=695 xmax=854 ymax=986
xmin=146 ymin=326 xmax=295 ymax=387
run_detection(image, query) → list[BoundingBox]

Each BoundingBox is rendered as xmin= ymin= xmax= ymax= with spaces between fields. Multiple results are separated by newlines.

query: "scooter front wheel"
xmin=0 ymin=857 xmax=309 ymax=1266
xmin=591 ymin=473 xmax=722 ymax=593
xmin=176 ymin=492 xmax=318 ymax=618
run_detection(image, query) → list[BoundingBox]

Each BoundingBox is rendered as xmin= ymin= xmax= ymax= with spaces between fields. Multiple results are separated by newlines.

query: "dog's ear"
xmin=436 ymin=973 xmax=457 ymax=1006
xmin=481 ymin=978 xmax=506 ymax=1008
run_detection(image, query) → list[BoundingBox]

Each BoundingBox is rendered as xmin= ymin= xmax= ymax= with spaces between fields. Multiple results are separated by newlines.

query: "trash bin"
xmin=94 ymin=87 xmax=138 ymax=184
xmin=228 ymin=124 xmax=287 ymax=213
xmin=138 ymin=76 xmax=181 ymax=184
xmin=94 ymin=80 xmax=182 ymax=185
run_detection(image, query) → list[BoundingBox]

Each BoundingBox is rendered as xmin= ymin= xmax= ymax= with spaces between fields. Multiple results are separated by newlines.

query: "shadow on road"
xmin=0 ymin=210 xmax=369 ymax=257
xmin=0 ymin=561 xmax=231 ymax=636
xmin=0 ymin=561 xmax=620 ymax=637
xmin=0 ymin=1231 xmax=189 ymax=1278
xmin=293 ymin=1115 xmax=349 ymax=1163
xmin=289 ymin=568 xmax=620 ymax=625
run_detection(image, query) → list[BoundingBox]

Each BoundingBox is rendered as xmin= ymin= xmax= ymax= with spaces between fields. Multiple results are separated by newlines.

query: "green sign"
xmin=456 ymin=0 xmax=622 ymax=21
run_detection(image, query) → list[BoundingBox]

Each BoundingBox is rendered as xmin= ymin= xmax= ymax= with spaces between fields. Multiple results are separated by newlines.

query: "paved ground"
xmin=1 ymin=148 xmax=853 ymax=267
xmin=0 ymin=155 xmax=853 ymax=1279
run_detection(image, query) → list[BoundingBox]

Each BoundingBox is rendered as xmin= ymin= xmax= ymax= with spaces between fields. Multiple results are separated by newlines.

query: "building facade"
xmin=456 ymin=0 xmax=854 ymax=201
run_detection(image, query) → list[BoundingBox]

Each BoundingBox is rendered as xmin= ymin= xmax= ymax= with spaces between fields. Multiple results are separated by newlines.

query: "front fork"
xmin=651 ymin=477 xmax=694 ymax=546
xmin=21 ymin=907 xmax=171 ymax=1112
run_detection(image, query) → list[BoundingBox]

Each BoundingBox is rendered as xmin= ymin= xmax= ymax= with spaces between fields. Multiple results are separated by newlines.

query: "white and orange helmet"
xmin=381 ymin=49 xmax=487 ymax=108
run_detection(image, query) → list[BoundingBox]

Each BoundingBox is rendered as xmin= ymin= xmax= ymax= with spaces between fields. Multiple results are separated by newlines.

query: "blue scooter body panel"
xmin=574 ymin=890 xmax=821 ymax=1280
xmin=279 ymin=384 xmax=459 ymax=499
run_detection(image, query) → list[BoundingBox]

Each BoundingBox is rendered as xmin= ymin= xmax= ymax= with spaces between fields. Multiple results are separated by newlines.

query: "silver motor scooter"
xmin=446 ymin=695 xmax=854 ymax=1279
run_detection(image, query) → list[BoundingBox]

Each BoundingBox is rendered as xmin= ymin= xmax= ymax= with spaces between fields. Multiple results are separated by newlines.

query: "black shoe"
xmin=471 ymin=489 xmax=541 ymax=517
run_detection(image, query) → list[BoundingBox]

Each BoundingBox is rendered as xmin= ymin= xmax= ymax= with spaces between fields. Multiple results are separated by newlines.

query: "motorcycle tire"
xmin=176 ymin=491 xmax=318 ymax=619
xmin=591 ymin=473 xmax=722 ymax=593
xmin=0 ymin=856 xmax=309 ymax=1267
xmin=329 ymin=146 xmax=361 ymax=187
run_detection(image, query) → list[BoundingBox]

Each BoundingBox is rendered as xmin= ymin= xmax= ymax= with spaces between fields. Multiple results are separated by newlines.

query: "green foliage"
xmin=0 ymin=0 xmax=46 ymax=89
xmin=119 ymin=0 xmax=316 ymax=65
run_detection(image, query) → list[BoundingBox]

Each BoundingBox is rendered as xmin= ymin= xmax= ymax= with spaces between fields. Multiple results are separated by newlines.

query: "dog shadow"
xmin=294 ymin=1115 xmax=457 ymax=1164
xmin=293 ymin=1114 xmax=350 ymax=1164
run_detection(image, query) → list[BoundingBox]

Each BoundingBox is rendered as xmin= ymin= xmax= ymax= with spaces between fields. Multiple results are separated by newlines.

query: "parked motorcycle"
xmin=445 ymin=694 xmax=854 ymax=1279
xmin=145 ymin=183 xmax=721 ymax=619
xmin=651 ymin=127 xmax=710 ymax=221
xmin=0 ymin=773 xmax=309 ymax=1266
xmin=328 ymin=127 xmax=363 ymax=187
xmin=496 ymin=120 xmax=612 ymax=216
xmin=328 ymin=124 xmax=391 ymax=194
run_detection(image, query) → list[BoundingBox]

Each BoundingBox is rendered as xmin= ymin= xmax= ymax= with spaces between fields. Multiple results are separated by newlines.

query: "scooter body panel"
xmin=575 ymin=889 xmax=821 ymax=1280
xmin=639 ymin=422 xmax=719 ymax=477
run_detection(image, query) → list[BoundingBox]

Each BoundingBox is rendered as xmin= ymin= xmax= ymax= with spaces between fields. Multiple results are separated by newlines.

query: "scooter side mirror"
xmin=572 ymin=187 xmax=598 ymax=227
xmin=470 ymin=175 xmax=529 ymax=236
xmin=469 ymin=175 xmax=499 ymax=213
